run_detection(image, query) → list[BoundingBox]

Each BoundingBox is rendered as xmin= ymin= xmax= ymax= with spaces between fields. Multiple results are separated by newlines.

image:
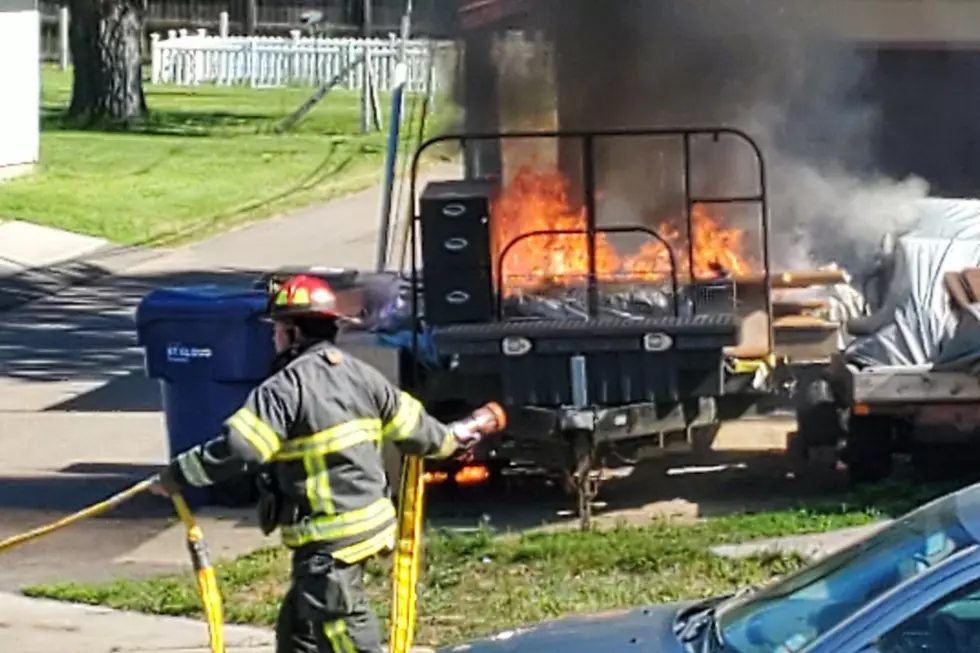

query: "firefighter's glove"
xmin=450 ymin=421 xmax=482 ymax=452
xmin=454 ymin=448 xmax=477 ymax=464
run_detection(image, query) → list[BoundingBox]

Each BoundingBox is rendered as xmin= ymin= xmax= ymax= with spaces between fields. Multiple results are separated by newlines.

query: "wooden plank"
xmin=735 ymin=269 xmax=849 ymax=289
xmin=853 ymin=368 xmax=980 ymax=404
xmin=710 ymin=417 xmax=796 ymax=453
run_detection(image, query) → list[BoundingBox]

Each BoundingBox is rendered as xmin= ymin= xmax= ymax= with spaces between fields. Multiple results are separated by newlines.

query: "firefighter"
xmin=149 ymin=273 xmax=480 ymax=653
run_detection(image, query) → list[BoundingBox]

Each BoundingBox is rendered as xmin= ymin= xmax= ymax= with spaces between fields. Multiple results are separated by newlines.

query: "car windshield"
xmin=715 ymin=487 xmax=980 ymax=653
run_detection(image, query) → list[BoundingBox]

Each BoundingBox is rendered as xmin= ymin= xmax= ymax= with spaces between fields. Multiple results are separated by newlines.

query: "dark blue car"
xmin=443 ymin=483 xmax=980 ymax=653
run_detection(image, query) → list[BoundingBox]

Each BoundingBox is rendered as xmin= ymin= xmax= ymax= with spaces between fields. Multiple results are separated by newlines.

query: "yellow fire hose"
xmin=0 ymin=477 xmax=226 ymax=653
xmin=172 ymin=493 xmax=226 ymax=653
xmin=389 ymin=455 xmax=426 ymax=653
xmin=388 ymin=402 xmax=508 ymax=653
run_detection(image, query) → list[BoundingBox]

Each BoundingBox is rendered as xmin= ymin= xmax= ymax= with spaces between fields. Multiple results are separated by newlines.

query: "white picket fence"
xmin=149 ymin=31 xmax=452 ymax=91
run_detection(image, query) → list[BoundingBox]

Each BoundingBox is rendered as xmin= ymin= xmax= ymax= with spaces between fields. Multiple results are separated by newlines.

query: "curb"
xmin=0 ymin=245 xmax=166 ymax=313
xmin=710 ymin=521 xmax=889 ymax=561
xmin=5 ymin=591 xmax=438 ymax=653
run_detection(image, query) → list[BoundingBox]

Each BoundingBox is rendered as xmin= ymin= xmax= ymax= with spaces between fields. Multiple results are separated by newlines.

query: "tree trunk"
xmin=67 ymin=0 xmax=148 ymax=125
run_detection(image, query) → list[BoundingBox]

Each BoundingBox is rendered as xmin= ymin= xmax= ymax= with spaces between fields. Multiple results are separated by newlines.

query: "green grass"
xmin=25 ymin=480 xmax=948 ymax=647
xmin=0 ymin=66 xmax=459 ymax=245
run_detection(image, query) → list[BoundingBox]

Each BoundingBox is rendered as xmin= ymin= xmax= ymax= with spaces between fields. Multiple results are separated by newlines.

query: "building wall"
xmin=803 ymin=0 xmax=980 ymax=45
xmin=0 ymin=0 xmax=39 ymax=171
xmin=811 ymin=1 xmax=980 ymax=197
xmin=862 ymin=47 xmax=980 ymax=198
xmin=461 ymin=0 xmax=980 ymax=44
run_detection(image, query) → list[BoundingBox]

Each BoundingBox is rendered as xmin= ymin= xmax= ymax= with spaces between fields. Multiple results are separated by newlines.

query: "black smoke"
xmin=459 ymin=0 xmax=928 ymax=272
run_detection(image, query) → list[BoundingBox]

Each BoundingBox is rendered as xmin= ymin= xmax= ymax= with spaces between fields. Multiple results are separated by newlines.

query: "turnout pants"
xmin=276 ymin=546 xmax=383 ymax=653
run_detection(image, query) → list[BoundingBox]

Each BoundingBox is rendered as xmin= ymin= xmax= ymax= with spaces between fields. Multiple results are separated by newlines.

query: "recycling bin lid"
xmin=136 ymin=284 xmax=269 ymax=325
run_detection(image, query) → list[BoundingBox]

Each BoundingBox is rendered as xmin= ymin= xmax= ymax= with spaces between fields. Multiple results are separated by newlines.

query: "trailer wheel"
xmin=795 ymin=377 xmax=846 ymax=450
xmin=910 ymin=443 xmax=979 ymax=483
xmin=910 ymin=446 xmax=948 ymax=483
xmin=841 ymin=414 xmax=894 ymax=485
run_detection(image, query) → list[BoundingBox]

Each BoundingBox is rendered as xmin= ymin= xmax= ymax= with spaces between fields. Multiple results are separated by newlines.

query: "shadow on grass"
xmin=134 ymin=143 xmax=360 ymax=248
xmin=40 ymin=105 xmax=281 ymax=137
xmin=39 ymin=103 xmax=398 ymax=139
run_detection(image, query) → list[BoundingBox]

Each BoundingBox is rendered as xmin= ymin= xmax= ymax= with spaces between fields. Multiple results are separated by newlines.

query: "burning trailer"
xmin=392 ymin=127 xmax=850 ymax=523
xmin=257 ymin=0 xmax=942 ymax=522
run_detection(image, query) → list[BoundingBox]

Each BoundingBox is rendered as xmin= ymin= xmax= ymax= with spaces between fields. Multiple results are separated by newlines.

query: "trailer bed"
xmin=851 ymin=365 xmax=980 ymax=405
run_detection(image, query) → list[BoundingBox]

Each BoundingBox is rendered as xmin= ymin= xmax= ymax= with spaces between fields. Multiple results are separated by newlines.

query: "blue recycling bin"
xmin=135 ymin=285 xmax=276 ymax=509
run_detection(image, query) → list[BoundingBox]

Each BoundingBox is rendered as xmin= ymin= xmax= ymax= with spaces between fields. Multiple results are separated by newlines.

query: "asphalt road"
xmin=0 ymin=492 xmax=177 ymax=591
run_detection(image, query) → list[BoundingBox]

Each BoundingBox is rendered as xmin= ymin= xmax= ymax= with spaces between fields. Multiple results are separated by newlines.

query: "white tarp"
xmin=933 ymin=303 xmax=980 ymax=375
xmin=845 ymin=198 xmax=980 ymax=368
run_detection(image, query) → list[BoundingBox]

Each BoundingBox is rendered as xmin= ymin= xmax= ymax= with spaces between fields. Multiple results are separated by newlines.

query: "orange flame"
xmin=423 ymin=466 xmax=491 ymax=486
xmin=491 ymin=166 xmax=754 ymax=294
xmin=423 ymin=471 xmax=449 ymax=485
xmin=455 ymin=465 xmax=491 ymax=485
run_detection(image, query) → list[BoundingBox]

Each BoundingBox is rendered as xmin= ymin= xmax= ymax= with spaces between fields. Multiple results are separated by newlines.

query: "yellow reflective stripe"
xmin=291 ymin=419 xmax=381 ymax=448
xmin=324 ymin=619 xmax=357 ymax=653
xmin=227 ymin=414 xmax=274 ymax=462
xmin=303 ymin=451 xmax=333 ymax=515
xmin=278 ymin=419 xmax=382 ymax=461
xmin=433 ymin=430 xmax=458 ymax=460
xmin=333 ymin=523 xmax=396 ymax=564
xmin=226 ymin=410 xmax=280 ymax=462
xmin=281 ymin=498 xmax=396 ymax=547
xmin=235 ymin=409 xmax=282 ymax=450
xmin=176 ymin=446 xmax=212 ymax=487
xmin=382 ymin=393 xmax=422 ymax=442
xmin=326 ymin=427 xmax=380 ymax=454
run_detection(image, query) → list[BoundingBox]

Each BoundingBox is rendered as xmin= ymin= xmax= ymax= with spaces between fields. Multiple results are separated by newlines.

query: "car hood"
xmin=438 ymin=601 xmax=697 ymax=653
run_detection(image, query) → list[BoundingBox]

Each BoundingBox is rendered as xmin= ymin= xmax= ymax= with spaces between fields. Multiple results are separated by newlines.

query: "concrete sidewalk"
xmin=0 ymin=220 xmax=109 ymax=274
xmin=711 ymin=522 xmax=889 ymax=560
xmin=0 ymin=219 xmax=160 ymax=312
xmin=2 ymin=591 xmax=440 ymax=653
xmin=2 ymin=591 xmax=275 ymax=653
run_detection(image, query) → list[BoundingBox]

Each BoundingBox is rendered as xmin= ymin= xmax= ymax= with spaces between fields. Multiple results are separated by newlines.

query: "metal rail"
xmin=407 ymin=127 xmax=772 ymax=365
xmin=494 ymin=226 xmax=681 ymax=318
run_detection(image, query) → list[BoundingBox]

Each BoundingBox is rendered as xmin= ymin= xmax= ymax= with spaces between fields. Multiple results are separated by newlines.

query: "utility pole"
xmin=375 ymin=0 xmax=415 ymax=272
xmin=362 ymin=0 xmax=373 ymax=37
xmin=244 ymin=0 xmax=257 ymax=35
xmin=401 ymin=0 xmax=413 ymax=45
